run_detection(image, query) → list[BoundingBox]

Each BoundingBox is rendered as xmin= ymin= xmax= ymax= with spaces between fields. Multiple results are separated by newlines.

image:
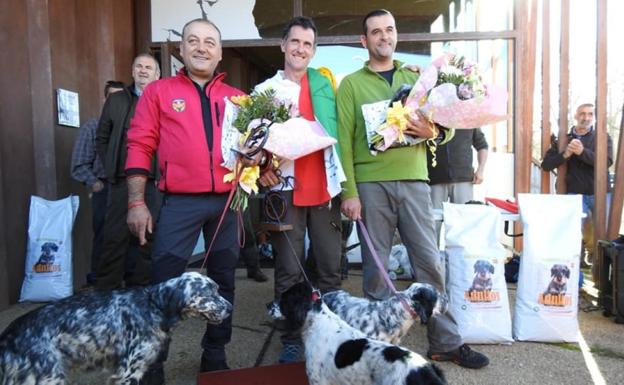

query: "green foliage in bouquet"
xmin=231 ymin=89 xmax=292 ymax=134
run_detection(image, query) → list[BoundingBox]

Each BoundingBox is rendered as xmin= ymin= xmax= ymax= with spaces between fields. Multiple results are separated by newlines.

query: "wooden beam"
xmin=541 ymin=0 xmax=551 ymax=193
xmin=515 ymin=0 xmax=537 ymax=197
xmin=594 ymin=0 xmax=608 ymax=242
xmin=293 ymin=0 xmax=302 ymax=17
xmin=557 ymin=0 xmax=570 ymax=194
xmin=221 ymin=30 xmax=518 ymax=48
xmin=26 ymin=0 xmax=57 ymax=199
xmin=608 ymin=103 xmax=624 ymax=238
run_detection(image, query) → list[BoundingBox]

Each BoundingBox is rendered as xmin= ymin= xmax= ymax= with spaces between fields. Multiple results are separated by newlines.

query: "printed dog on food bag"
xmin=468 ymin=260 xmax=494 ymax=294
xmin=0 ymin=272 xmax=231 ymax=385
xmin=544 ymin=264 xmax=570 ymax=295
xmin=35 ymin=242 xmax=59 ymax=266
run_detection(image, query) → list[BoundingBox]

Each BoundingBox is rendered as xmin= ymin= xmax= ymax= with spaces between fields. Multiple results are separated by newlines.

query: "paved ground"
xmin=1 ymin=268 xmax=623 ymax=385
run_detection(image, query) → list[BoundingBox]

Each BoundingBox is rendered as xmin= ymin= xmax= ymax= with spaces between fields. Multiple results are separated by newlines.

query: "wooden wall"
xmin=0 ymin=0 xmax=138 ymax=309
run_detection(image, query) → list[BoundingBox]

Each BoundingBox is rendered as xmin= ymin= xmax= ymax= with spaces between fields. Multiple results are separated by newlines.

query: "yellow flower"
xmin=223 ymin=165 xmax=261 ymax=195
xmin=231 ymin=95 xmax=251 ymax=107
xmin=239 ymin=166 xmax=260 ymax=194
xmin=383 ymin=101 xmax=412 ymax=142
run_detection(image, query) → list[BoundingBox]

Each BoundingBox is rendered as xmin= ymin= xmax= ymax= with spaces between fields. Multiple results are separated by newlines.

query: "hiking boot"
xmin=247 ymin=268 xmax=268 ymax=282
xmin=278 ymin=343 xmax=304 ymax=363
xmin=266 ymin=300 xmax=285 ymax=321
xmin=427 ymin=344 xmax=489 ymax=369
xmin=200 ymin=350 xmax=229 ymax=372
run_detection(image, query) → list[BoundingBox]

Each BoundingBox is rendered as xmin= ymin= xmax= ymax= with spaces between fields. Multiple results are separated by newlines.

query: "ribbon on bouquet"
xmin=356 ymin=219 xmax=420 ymax=320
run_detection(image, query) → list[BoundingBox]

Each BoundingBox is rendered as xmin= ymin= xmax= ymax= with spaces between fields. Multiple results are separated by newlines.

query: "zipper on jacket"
xmin=163 ymin=161 xmax=168 ymax=192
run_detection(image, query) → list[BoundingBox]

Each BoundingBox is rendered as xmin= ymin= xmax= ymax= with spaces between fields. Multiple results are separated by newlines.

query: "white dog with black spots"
xmin=280 ymin=282 xmax=447 ymax=385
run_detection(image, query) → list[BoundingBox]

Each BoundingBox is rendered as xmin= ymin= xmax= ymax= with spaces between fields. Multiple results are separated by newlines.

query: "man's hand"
xmin=567 ymin=138 xmax=584 ymax=155
xmin=341 ymin=197 xmax=362 ymax=221
xmin=404 ymin=110 xmax=437 ymax=139
xmin=473 ymin=169 xmax=484 ymax=184
xmin=91 ymin=180 xmax=105 ymax=193
xmin=258 ymin=169 xmax=280 ymax=187
xmin=127 ymin=205 xmax=152 ymax=245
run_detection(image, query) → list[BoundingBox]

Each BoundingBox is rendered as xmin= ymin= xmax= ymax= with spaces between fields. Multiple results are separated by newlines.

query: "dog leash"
xmin=356 ymin=219 xmax=420 ymax=320
xmin=201 ymin=161 xmax=245 ymax=270
xmin=264 ymin=189 xmax=316 ymax=289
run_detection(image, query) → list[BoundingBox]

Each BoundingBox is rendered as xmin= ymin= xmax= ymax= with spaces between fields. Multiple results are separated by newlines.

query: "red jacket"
xmin=126 ymin=70 xmax=244 ymax=193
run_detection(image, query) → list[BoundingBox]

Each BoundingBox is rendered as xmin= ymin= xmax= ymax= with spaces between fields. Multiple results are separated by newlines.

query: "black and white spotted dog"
xmin=322 ymin=282 xmax=443 ymax=344
xmin=0 ymin=272 xmax=231 ymax=385
xmin=280 ymin=282 xmax=447 ymax=385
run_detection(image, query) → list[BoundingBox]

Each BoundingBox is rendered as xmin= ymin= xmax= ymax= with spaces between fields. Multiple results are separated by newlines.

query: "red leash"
xmin=201 ymin=162 xmax=245 ymax=270
xmin=356 ymin=219 xmax=420 ymax=320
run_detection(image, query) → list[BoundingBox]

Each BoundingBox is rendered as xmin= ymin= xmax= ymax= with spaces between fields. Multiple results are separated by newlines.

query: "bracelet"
xmin=128 ymin=200 xmax=146 ymax=209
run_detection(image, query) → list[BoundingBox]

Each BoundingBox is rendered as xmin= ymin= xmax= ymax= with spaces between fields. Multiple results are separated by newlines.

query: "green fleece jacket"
xmin=336 ymin=61 xmax=453 ymax=199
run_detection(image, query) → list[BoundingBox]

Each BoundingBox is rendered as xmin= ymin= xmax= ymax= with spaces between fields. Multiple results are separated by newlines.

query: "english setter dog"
xmin=323 ymin=282 xmax=443 ymax=344
xmin=280 ymin=282 xmax=447 ymax=385
xmin=0 ymin=272 xmax=231 ymax=385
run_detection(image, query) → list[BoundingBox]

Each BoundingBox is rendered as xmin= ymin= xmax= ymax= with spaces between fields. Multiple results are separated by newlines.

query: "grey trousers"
xmin=358 ymin=181 xmax=462 ymax=352
xmin=270 ymin=191 xmax=342 ymax=299
xmin=430 ymin=181 xmax=474 ymax=245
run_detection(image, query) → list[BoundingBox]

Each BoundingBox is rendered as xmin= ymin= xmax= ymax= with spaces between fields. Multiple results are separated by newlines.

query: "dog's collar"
xmin=397 ymin=293 xmax=419 ymax=320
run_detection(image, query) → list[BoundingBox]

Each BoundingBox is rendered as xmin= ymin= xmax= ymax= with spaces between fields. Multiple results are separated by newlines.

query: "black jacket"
xmin=541 ymin=127 xmax=613 ymax=194
xmin=96 ymin=85 xmax=157 ymax=183
xmin=428 ymin=128 xmax=488 ymax=185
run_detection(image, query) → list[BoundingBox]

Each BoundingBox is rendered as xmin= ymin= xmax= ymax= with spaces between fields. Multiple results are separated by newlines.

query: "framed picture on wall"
xmin=56 ymin=88 xmax=80 ymax=127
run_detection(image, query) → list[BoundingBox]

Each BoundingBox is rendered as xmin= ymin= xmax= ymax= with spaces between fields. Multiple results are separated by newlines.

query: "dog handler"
xmin=125 ymin=18 xmax=244 ymax=383
xmin=337 ymin=9 xmax=489 ymax=369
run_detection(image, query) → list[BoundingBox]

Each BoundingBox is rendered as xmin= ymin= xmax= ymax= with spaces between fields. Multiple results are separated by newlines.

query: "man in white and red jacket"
xmin=125 ymin=18 xmax=244 ymax=382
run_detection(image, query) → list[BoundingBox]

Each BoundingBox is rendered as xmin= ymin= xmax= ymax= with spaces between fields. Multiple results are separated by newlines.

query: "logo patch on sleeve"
xmin=172 ymin=99 xmax=186 ymax=112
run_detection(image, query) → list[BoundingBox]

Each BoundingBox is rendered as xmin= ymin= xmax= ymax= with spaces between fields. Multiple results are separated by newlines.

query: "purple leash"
xmin=356 ymin=219 xmax=419 ymax=320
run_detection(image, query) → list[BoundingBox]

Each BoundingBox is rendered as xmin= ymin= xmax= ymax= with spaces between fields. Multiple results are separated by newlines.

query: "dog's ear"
xmin=564 ymin=266 xmax=570 ymax=278
xmin=488 ymin=263 xmax=495 ymax=274
xmin=551 ymin=265 xmax=556 ymax=276
xmin=150 ymin=278 xmax=188 ymax=330
xmin=473 ymin=260 xmax=480 ymax=272
xmin=280 ymin=282 xmax=312 ymax=331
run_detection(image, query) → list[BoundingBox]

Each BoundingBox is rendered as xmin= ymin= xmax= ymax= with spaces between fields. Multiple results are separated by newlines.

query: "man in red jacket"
xmin=125 ymin=18 xmax=244 ymax=382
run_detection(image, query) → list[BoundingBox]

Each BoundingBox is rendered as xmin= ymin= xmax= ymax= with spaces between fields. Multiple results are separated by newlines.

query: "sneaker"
xmin=266 ymin=300 xmax=285 ymax=320
xmin=278 ymin=343 xmax=304 ymax=363
xmin=427 ymin=344 xmax=489 ymax=369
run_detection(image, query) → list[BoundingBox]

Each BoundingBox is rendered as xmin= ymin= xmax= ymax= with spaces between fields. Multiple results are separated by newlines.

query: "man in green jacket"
xmin=337 ymin=9 xmax=489 ymax=369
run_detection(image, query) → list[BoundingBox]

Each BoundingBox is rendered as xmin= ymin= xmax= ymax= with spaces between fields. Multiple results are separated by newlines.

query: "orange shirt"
xmin=293 ymin=73 xmax=330 ymax=206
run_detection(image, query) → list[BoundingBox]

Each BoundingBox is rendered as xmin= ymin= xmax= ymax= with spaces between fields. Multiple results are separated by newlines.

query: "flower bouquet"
xmin=221 ymin=88 xmax=338 ymax=210
xmin=364 ymin=53 xmax=508 ymax=155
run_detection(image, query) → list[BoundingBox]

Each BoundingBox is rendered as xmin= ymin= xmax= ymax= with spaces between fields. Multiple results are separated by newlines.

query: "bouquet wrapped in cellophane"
xmin=365 ymin=53 xmax=508 ymax=156
xmin=221 ymin=88 xmax=337 ymax=210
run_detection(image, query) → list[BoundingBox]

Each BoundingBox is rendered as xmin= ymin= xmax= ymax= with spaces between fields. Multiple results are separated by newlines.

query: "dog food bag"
xmin=513 ymin=194 xmax=582 ymax=342
xmin=19 ymin=195 xmax=79 ymax=302
xmin=444 ymin=203 xmax=513 ymax=344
